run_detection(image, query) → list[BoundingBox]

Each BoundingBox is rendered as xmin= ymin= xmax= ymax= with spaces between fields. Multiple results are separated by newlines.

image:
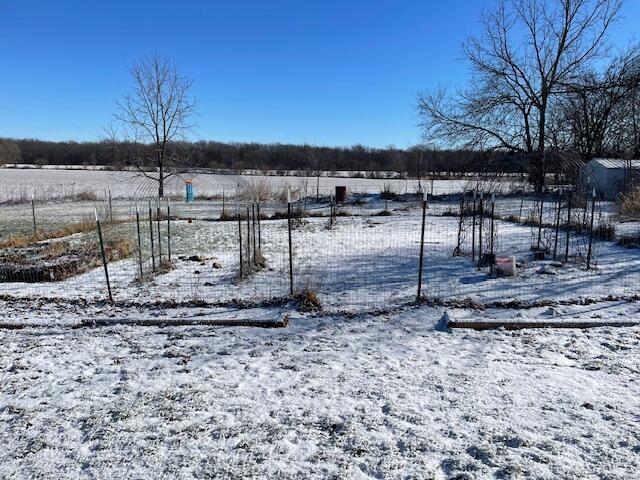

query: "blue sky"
xmin=0 ymin=0 xmax=638 ymax=148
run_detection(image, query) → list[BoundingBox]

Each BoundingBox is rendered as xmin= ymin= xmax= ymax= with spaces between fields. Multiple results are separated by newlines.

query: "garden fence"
xmin=1 ymin=182 xmax=639 ymax=311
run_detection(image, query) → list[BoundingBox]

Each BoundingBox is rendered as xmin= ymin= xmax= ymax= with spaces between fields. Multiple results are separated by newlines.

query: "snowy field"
xmin=0 ymin=168 xmax=517 ymax=203
xmin=0 ymin=301 xmax=638 ymax=479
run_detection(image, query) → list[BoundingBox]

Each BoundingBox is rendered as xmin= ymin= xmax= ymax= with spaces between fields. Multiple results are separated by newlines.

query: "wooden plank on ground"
xmin=0 ymin=317 xmax=288 ymax=330
xmin=448 ymin=320 xmax=640 ymax=331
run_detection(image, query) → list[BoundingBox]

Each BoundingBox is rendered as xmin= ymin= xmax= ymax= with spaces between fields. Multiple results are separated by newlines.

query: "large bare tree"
xmin=551 ymin=45 xmax=640 ymax=160
xmin=418 ymin=0 xmax=624 ymax=191
xmin=111 ymin=55 xmax=196 ymax=197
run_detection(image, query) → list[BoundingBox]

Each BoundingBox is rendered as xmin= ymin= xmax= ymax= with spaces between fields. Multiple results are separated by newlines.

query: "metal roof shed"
xmin=579 ymin=158 xmax=640 ymax=200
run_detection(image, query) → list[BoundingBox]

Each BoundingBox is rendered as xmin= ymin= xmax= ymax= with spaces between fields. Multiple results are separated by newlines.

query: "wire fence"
xmin=1 ymin=179 xmax=640 ymax=311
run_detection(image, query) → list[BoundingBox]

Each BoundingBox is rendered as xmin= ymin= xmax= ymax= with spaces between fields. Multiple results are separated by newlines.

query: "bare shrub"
xmin=237 ymin=178 xmax=274 ymax=201
xmin=294 ymin=286 xmax=322 ymax=312
xmin=380 ymin=183 xmax=397 ymax=200
xmin=594 ymin=222 xmax=616 ymax=241
xmin=619 ymin=185 xmax=640 ymax=216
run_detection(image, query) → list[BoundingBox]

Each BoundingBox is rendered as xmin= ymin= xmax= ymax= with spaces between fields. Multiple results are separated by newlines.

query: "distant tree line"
xmin=1 ymin=137 xmax=537 ymax=178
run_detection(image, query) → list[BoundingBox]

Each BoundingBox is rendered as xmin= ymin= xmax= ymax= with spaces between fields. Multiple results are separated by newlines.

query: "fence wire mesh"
xmin=1 ymin=174 xmax=640 ymax=310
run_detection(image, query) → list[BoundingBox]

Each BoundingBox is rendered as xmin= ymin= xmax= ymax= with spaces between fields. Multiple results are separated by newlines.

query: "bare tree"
xmin=554 ymin=45 xmax=640 ymax=160
xmin=110 ymin=55 xmax=196 ymax=197
xmin=418 ymin=0 xmax=624 ymax=191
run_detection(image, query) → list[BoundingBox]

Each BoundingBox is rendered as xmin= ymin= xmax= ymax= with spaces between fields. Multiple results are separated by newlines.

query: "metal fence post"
xmin=246 ymin=205 xmax=251 ymax=272
xmin=471 ymin=190 xmax=476 ymax=262
xmin=287 ymin=191 xmax=294 ymax=296
xmin=167 ymin=199 xmax=172 ymax=263
xmin=454 ymin=193 xmax=465 ymax=256
xmin=95 ymin=208 xmax=113 ymax=303
xmin=478 ymin=193 xmax=484 ymax=266
xmin=257 ymin=201 xmax=262 ymax=252
xmin=31 ymin=195 xmax=37 ymax=237
xmin=148 ymin=201 xmax=156 ymax=272
xmin=417 ymin=192 xmax=427 ymax=300
xmin=537 ymin=188 xmax=545 ymax=251
xmin=237 ymin=204 xmax=244 ymax=277
xmin=108 ymin=188 xmax=113 ymax=222
xmin=252 ymin=202 xmax=257 ymax=264
xmin=553 ymin=188 xmax=562 ymax=258
xmin=565 ymin=191 xmax=572 ymax=262
xmin=489 ymin=195 xmax=495 ymax=275
xmin=136 ymin=208 xmax=144 ymax=282
xmin=586 ymin=188 xmax=596 ymax=270
xmin=156 ymin=201 xmax=163 ymax=264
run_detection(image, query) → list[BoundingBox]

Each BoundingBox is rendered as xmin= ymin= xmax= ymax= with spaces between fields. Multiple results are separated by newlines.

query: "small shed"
xmin=579 ymin=158 xmax=640 ymax=200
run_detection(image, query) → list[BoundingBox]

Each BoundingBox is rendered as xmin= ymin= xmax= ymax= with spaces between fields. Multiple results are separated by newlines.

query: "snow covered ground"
xmin=0 ymin=168 xmax=517 ymax=203
xmin=3 ymin=198 xmax=640 ymax=310
xmin=0 ymin=301 xmax=638 ymax=479
xmin=1 ymin=171 xmax=639 ymax=478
